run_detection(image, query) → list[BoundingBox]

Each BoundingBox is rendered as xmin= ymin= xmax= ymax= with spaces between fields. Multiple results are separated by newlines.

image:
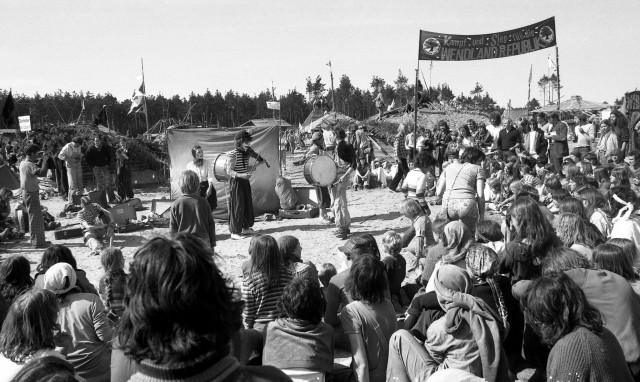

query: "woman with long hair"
xmin=242 ymin=234 xmax=294 ymax=330
xmin=433 ymin=120 xmax=451 ymax=174
xmin=553 ymin=213 xmax=596 ymax=260
xmin=596 ymin=119 xmax=619 ymax=166
xmin=523 ymin=272 xmax=633 ymax=381
xmin=608 ymin=237 xmax=640 ymax=270
xmin=0 ymin=256 xmax=32 ymax=305
xmin=499 ymin=196 xmax=560 ymax=282
xmin=0 ymin=289 xmax=67 ymax=381
xmin=277 ymin=235 xmax=317 ymax=280
xmin=580 ymin=188 xmax=613 ymax=237
xmin=593 ymin=243 xmax=640 ymax=294
xmin=335 ymin=255 xmax=396 ymax=382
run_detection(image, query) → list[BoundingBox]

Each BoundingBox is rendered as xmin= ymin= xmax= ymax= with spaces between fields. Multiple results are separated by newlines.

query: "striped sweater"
xmin=242 ymin=267 xmax=294 ymax=329
xmin=401 ymin=168 xmax=428 ymax=209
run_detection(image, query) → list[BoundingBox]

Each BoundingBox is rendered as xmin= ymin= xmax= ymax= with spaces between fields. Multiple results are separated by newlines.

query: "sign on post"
xmin=267 ymin=102 xmax=280 ymax=110
xmin=18 ymin=116 xmax=31 ymax=132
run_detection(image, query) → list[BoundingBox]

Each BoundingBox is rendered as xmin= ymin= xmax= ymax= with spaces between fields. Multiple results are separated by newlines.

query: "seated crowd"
xmin=1 ymin=110 xmax=640 ymax=382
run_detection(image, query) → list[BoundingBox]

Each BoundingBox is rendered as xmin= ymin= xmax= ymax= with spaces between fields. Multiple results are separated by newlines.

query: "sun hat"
xmin=44 ymin=262 xmax=77 ymax=295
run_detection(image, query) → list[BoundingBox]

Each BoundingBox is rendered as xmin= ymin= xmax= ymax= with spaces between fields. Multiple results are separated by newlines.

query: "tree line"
xmin=1 ymin=72 xmax=502 ymax=136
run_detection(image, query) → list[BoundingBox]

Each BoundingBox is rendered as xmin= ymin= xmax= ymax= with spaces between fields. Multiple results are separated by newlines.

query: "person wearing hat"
xmin=44 ymin=262 xmax=113 ymax=381
xmin=225 ymin=130 xmax=266 ymax=240
xmin=294 ymin=130 xmax=333 ymax=224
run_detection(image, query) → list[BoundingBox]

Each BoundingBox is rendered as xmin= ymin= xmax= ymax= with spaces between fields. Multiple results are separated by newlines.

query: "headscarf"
xmin=441 ymin=221 xmax=474 ymax=265
xmin=434 ymin=265 xmax=510 ymax=382
xmin=465 ymin=245 xmax=508 ymax=328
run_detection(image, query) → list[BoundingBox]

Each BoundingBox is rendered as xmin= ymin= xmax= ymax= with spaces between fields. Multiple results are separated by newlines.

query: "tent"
xmin=0 ymin=165 xmax=19 ymax=190
xmin=301 ymin=109 xmax=326 ymax=133
xmin=303 ymin=112 xmax=357 ymax=133
xmin=535 ymin=96 xmax=609 ymax=112
xmin=167 ymin=126 xmax=280 ymax=220
xmin=240 ymin=118 xmax=292 ymax=129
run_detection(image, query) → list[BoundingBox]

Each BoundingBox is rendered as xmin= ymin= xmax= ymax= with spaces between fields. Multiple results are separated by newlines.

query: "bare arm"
xmin=348 ymin=333 xmax=369 ymax=382
xmin=436 ymin=173 xmax=446 ymax=197
xmin=476 ymin=178 xmax=485 ymax=220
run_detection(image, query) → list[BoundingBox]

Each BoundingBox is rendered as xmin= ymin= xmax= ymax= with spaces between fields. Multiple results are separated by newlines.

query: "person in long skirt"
xmin=115 ymin=138 xmax=134 ymax=202
xmin=225 ymin=130 xmax=265 ymax=240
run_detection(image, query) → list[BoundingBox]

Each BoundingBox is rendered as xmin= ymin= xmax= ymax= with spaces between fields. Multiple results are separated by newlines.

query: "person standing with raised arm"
xmin=20 ymin=144 xmax=51 ymax=249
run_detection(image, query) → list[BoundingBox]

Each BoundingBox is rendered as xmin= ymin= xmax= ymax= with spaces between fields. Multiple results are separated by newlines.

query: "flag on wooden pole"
xmin=93 ymin=105 xmax=108 ymax=128
xmin=128 ymin=81 xmax=146 ymax=115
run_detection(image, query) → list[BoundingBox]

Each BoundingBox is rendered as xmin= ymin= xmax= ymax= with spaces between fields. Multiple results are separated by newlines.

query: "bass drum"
xmin=213 ymin=153 xmax=229 ymax=182
xmin=303 ymin=155 xmax=337 ymax=187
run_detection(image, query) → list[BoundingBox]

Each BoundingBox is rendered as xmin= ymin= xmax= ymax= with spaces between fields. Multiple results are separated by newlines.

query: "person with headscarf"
xmin=422 ymin=220 xmax=474 ymax=293
xmin=387 ymin=265 xmax=510 ymax=382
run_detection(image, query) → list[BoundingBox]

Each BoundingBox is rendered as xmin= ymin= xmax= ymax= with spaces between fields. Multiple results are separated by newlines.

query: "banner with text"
xmin=419 ymin=17 xmax=556 ymax=61
xmin=18 ymin=115 xmax=31 ymax=132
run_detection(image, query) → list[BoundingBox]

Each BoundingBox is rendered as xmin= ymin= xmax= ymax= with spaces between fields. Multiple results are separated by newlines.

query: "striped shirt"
xmin=401 ymin=169 xmax=428 ymax=209
xmin=225 ymin=148 xmax=260 ymax=179
xmin=242 ymin=267 xmax=294 ymax=329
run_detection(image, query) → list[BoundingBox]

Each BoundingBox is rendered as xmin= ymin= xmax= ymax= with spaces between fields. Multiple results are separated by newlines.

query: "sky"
xmin=2 ymin=0 xmax=639 ymax=109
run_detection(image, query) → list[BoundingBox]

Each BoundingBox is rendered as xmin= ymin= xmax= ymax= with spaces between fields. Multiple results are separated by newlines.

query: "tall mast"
xmin=141 ymin=58 xmax=150 ymax=136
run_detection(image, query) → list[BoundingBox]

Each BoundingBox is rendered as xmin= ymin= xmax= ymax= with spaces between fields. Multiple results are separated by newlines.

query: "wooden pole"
xmin=328 ymin=61 xmax=335 ymax=112
xmin=555 ymin=45 xmax=561 ymax=110
xmin=413 ymin=63 xmax=419 ymax=153
xmin=527 ymin=64 xmax=532 ymax=112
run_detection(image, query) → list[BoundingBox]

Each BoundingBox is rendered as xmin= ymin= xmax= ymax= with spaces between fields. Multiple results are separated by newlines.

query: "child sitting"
xmin=381 ymin=231 xmax=406 ymax=312
xmin=400 ymin=199 xmax=435 ymax=273
xmin=475 ymin=220 xmax=505 ymax=256
xmin=353 ymin=158 xmax=370 ymax=191
xmin=98 ymin=247 xmax=127 ymax=326
xmin=318 ymin=262 xmax=337 ymax=302
xmin=78 ymin=196 xmax=114 ymax=256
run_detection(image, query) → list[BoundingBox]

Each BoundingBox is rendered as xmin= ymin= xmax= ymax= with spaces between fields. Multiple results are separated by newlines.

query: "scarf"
xmin=441 ymin=221 xmax=473 ymax=264
xmin=434 ymin=265 xmax=510 ymax=382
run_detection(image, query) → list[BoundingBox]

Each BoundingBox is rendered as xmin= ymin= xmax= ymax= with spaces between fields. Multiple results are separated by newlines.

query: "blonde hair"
xmin=381 ymin=230 xmax=402 ymax=256
xmin=178 ymin=170 xmax=200 ymax=194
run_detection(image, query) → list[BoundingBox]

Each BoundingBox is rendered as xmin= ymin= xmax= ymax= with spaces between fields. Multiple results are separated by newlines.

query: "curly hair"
xmin=277 ymin=276 xmax=325 ymax=324
xmin=117 ymin=234 xmax=243 ymax=363
xmin=524 ymin=272 xmax=602 ymax=346
xmin=345 ymin=255 xmax=388 ymax=304
xmin=553 ymin=213 xmax=588 ymax=248
xmin=0 ymin=289 xmax=59 ymax=363
xmin=0 ymin=256 xmax=33 ymax=304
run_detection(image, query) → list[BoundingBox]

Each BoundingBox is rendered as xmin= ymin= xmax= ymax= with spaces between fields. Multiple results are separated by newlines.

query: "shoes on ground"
xmin=242 ymin=228 xmax=256 ymax=235
xmin=32 ymin=241 xmax=52 ymax=249
xmin=230 ymin=233 xmax=244 ymax=240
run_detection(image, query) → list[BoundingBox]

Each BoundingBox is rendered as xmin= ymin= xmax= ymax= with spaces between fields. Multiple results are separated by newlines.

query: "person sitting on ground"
xmin=475 ymin=219 xmax=505 ymax=256
xmin=114 ymin=234 xmax=290 ymax=382
xmin=262 ymin=276 xmax=334 ymax=379
xmin=387 ymin=264 xmax=510 ymax=382
xmin=33 ymin=244 xmax=98 ymax=295
xmin=401 ymin=152 xmax=438 ymax=215
xmin=554 ymin=213 xmax=597 ymax=260
xmin=277 ymin=235 xmax=317 ymax=280
xmin=0 ymin=289 xmax=71 ymax=381
xmin=324 ymin=234 xmax=382 ymax=351
xmin=318 ymin=262 xmax=337 ymax=290
xmin=499 ymin=196 xmax=561 ymax=283
xmin=98 ymin=247 xmax=127 ymax=326
xmin=422 ymin=220 xmax=474 ymax=293
xmin=44 ymin=262 xmax=113 ymax=382
xmin=592 ymin=243 xmax=640 ymax=295
xmin=78 ymin=196 xmax=114 ymax=256
xmin=579 ymin=188 xmax=613 ymax=238
xmin=8 ymin=356 xmax=83 ymax=382
xmin=242 ymin=235 xmax=294 ymax=331
xmin=0 ymin=188 xmax=24 ymax=241
xmin=353 ymin=158 xmax=370 ymax=191
xmin=334 ymin=255 xmax=396 ymax=382
xmin=0 ymin=256 xmax=33 ymax=306
xmin=400 ymin=198 xmax=435 ymax=273
xmin=169 ymin=170 xmax=216 ymax=249
xmin=381 ymin=230 xmax=406 ymax=312
xmin=522 ymin=272 xmax=634 ymax=382
xmin=609 ymin=187 xmax=640 ymax=251
xmin=608 ymin=237 xmax=640 ymax=271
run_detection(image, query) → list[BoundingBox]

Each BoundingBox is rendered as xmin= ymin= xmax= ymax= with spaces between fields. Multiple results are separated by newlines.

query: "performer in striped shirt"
xmin=225 ymin=130 xmax=265 ymax=240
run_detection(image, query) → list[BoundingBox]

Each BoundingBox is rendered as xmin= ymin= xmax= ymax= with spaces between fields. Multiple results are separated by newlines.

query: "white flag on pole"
xmin=267 ymin=101 xmax=280 ymax=110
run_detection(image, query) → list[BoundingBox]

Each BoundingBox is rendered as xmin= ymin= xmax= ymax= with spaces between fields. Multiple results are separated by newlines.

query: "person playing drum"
xmin=332 ymin=127 xmax=357 ymax=239
xmin=225 ymin=130 xmax=265 ymax=240
xmin=186 ymin=145 xmax=217 ymax=211
xmin=294 ymin=130 xmax=333 ymax=224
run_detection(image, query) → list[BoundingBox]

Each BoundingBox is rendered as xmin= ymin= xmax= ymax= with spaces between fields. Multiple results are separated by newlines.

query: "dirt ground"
xmin=0 ymin=152 xmax=500 ymax=290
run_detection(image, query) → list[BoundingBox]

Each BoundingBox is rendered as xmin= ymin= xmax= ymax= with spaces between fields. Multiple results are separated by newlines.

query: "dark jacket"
xmin=548 ymin=121 xmax=569 ymax=158
xmin=85 ymin=145 xmax=111 ymax=167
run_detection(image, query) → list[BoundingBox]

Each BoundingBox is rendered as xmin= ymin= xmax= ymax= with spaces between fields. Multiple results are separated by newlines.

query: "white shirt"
xmin=486 ymin=124 xmax=503 ymax=141
xmin=574 ymin=123 xmax=596 ymax=148
xmin=323 ymin=129 xmax=337 ymax=148
xmin=58 ymin=142 xmax=82 ymax=163
xmin=405 ymin=133 xmax=415 ymax=150
xmin=186 ymin=159 xmax=213 ymax=183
